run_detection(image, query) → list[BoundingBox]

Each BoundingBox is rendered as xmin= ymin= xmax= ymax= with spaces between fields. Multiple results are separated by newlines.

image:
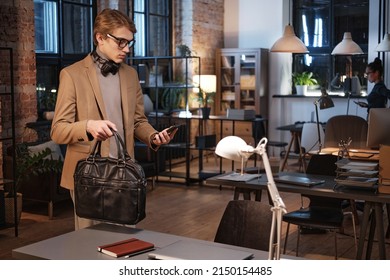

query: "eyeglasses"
xmin=107 ymin=33 xmax=135 ymax=49
xmin=364 ymin=71 xmax=373 ymax=78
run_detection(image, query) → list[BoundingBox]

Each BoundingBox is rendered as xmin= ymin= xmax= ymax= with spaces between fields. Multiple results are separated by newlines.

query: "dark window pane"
xmin=149 ymin=0 xmax=168 ymax=15
xmin=63 ymin=4 xmax=93 ymax=54
xmin=149 ymin=15 xmax=169 ymax=56
xmin=63 ymin=0 xmax=92 ymax=4
xmin=295 ymin=0 xmax=330 ymax=48
xmin=34 ymin=1 xmax=58 ymax=53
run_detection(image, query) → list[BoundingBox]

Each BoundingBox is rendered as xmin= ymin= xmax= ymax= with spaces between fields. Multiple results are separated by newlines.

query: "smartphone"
xmin=166 ymin=124 xmax=182 ymax=135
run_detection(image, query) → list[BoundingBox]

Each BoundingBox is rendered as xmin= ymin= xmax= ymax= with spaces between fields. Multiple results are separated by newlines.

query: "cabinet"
xmin=127 ymin=56 xmax=203 ymax=185
xmin=216 ymin=48 xmax=269 ymax=116
xmin=0 ymin=47 xmax=17 ymax=236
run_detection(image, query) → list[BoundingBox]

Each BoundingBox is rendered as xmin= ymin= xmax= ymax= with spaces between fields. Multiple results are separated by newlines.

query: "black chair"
xmin=282 ymin=154 xmax=357 ymax=259
xmin=134 ymin=142 xmax=165 ymax=190
xmin=252 ymin=117 xmax=288 ymax=157
xmin=214 ymin=200 xmax=272 ymax=251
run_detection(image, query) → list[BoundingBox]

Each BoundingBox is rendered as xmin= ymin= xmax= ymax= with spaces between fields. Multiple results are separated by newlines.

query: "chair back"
xmin=214 ymin=200 xmax=272 ymax=251
xmin=323 ymin=115 xmax=368 ymax=149
xmin=300 ymin=122 xmax=325 ymax=153
xmin=305 ymin=154 xmax=342 ymax=206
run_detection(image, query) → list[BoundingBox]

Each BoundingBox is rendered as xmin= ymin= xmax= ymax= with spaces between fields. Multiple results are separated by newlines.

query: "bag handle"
xmin=89 ymin=130 xmax=131 ymax=161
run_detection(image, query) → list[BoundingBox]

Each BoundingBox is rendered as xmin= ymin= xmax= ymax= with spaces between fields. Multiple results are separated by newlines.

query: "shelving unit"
xmin=216 ymin=48 xmax=269 ymax=116
xmin=0 ymin=47 xmax=17 ymax=236
xmin=215 ymin=48 xmax=269 ymax=144
xmin=127 ymin=56 xmax=203 ymax=185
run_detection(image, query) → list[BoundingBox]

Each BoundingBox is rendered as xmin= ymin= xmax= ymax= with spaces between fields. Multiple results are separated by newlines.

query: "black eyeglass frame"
xmin=107 ymin=33 xmax=135 ymax=49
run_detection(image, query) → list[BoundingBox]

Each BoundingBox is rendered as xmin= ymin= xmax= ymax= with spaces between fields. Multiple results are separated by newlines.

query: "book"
xmin=98 ymin=238 xmax=154 ymax=258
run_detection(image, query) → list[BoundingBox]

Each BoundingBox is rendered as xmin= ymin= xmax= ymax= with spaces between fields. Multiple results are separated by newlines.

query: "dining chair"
xmin=282 ymin=154 xmax=357 ymax=259
xmin=214 ymin=200 xmax=272 ymax=251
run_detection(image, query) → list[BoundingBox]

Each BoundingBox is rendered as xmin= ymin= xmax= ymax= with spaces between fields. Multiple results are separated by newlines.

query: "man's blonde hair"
xmin=93 ymin=8 xmax=136 ymax=46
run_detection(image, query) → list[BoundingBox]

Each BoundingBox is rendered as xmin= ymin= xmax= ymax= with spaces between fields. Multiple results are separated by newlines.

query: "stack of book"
xmin=334 ymin=158 xmax=378 ymax=190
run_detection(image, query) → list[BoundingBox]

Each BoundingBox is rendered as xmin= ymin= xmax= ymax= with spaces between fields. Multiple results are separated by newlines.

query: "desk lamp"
xmin=331 ymin=32 xmax=364 ymax=114
xmin=314 ymin=88 xmax=334 ymax=153
xmin=215 ymin=136 xmax=287 ymax=260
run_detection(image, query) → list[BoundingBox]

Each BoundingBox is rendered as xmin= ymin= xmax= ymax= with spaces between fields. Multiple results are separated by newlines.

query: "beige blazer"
xmin=51 ymin=54 xmax=157 ymax=190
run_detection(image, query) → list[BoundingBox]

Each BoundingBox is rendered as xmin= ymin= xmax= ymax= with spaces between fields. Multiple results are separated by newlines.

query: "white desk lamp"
xmin=215 ymin=136 xmax=287 ymax=260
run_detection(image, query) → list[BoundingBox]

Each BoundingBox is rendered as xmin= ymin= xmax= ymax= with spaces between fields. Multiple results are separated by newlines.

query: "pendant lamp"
xmin=376 ymin=33 xmax=390 ymax=52
xmin=331 ymin=32 xmax=363 ymax=115
xmin=331 ymin=32 xmax=363 ymax=55
xmin=270 ymin=0 xmax=308 ymax=53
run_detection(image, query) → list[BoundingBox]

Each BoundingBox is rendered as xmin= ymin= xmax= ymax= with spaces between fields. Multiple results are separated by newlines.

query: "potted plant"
xmin=4 ymin=144 xmax=63 ymax=224
xmin=292 ymin=71 xmax=318 ymax=95
xmin=176 ymin=44 xmax=194 ymax=57
xmin=194 ymin=88 xmax=215 ymax=119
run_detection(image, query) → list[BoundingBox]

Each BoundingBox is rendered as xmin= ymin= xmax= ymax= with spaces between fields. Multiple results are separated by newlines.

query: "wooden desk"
xmin=206 ymin=172 xmax=390 ymax=259
xmin=12 ymin=223 xmax=299 ymax=260
xmin=316 ymin=147 xmax=380 ymax=161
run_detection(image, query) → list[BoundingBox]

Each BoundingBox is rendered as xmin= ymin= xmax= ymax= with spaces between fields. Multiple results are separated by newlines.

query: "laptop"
xmin=148 ymin=240 xmax=254 ymax=260
xmin=274 ymin=175 xmax=325 ymax=187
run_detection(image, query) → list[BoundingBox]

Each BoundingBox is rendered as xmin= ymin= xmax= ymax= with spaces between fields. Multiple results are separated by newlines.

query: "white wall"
xmin=224 ymin=0 xmax=386 ymax=143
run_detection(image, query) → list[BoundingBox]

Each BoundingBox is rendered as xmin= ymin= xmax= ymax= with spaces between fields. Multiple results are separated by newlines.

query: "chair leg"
xmin=283 ymin=222 xmax=291 ymax=254
xmin=386 ymin=203 xmax=390 ymax=238
xmin=334 ymin=230 xmax=338 ymax=260
xmin=296 ymin=226 xmax=300 ymax=257
xmin=344 ymin=211 xmax=358 ymax=253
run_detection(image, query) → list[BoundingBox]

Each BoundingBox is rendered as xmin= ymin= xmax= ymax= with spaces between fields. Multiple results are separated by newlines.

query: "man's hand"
xmin=152 ymin=126 xmax=178 ymax=146
xmin=86 ymin=120 xmax=117 ymax=141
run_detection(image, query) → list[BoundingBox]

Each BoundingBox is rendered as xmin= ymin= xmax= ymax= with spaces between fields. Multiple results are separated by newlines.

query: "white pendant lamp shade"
xmin=376 ymin=33 xmax=390 ymax=52
xmin=331 ymin=32 xmax=364 ymax=55
xmin=270 ymin=24 xmax=309 ymax=53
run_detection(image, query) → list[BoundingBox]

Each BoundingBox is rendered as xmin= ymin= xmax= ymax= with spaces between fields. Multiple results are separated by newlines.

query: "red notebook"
xmin=98 ymin=238 xmax=154 ymax=258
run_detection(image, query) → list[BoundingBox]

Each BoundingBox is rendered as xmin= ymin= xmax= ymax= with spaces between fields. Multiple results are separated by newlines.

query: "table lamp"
xmin=314 ymin=88 xmax=334 ymax=153
xmin=215 ymin=136 xmax=287 ymax=260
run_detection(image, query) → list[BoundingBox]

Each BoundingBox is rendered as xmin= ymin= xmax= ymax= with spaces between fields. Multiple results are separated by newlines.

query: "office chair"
xmin=323 ymin=115 xmax=368 ymax=149
xmin=214 ymin=200 xmax=272 ymax=251
xmin=323 ymin=115 xmax=368 ymax=222
xmin=252 ymin=117 xmax=288 ymax=158
xmin=282 ymin=154 xmax=357 ymax=259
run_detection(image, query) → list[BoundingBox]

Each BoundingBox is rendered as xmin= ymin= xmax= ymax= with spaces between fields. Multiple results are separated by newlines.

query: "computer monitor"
xmin=366 ymin=108 xmax=390 ymax=149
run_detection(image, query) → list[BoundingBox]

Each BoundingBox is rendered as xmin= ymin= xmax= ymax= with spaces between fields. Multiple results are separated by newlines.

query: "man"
xmin=51 ymin=8 xmax=176 ymax=229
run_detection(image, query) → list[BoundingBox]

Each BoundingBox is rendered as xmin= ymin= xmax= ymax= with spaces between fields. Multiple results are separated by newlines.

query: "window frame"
xmin=292 ymin=0 xmax=369 ymax=93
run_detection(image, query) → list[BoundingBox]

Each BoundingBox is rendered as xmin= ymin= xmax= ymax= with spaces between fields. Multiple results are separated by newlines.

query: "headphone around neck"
xmin=91 ymin=50 xmax=120 ymax=77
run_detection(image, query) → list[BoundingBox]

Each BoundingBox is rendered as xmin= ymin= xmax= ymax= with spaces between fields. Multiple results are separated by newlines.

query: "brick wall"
xmin=0 ymin=0 xmax=37 ymax=144
xmin=174 ymin=0 xmax=224 ymax=75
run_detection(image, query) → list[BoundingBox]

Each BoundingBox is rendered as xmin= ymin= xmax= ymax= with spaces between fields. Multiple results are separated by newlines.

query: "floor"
xmin=0 ymin=154 xmax=389 ymax=260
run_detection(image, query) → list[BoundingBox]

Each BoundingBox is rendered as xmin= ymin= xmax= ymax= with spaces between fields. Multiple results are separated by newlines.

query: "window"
xmin=293 ymin=0 xmax=369 ymax=93
xmin=34 ymin=0 xmax=95 ymax=119
xmin=133 ymin=0 xmax=171 ymax=57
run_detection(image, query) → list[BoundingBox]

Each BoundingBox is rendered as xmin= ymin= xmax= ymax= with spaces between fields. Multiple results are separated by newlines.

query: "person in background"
xmin=356 ymin=57 xmax=390 ymax=113
xmin=51 ymin=8 xmax=176 ymax=230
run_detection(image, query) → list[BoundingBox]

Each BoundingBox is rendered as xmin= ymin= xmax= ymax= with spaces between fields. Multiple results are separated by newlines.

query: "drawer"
xmin=218 ymin=121 xmax=254 ymax=144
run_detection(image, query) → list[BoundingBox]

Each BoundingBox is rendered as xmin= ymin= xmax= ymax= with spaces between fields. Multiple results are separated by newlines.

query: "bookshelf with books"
xmin=216 ymin=48 xmax=269 ymax=116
